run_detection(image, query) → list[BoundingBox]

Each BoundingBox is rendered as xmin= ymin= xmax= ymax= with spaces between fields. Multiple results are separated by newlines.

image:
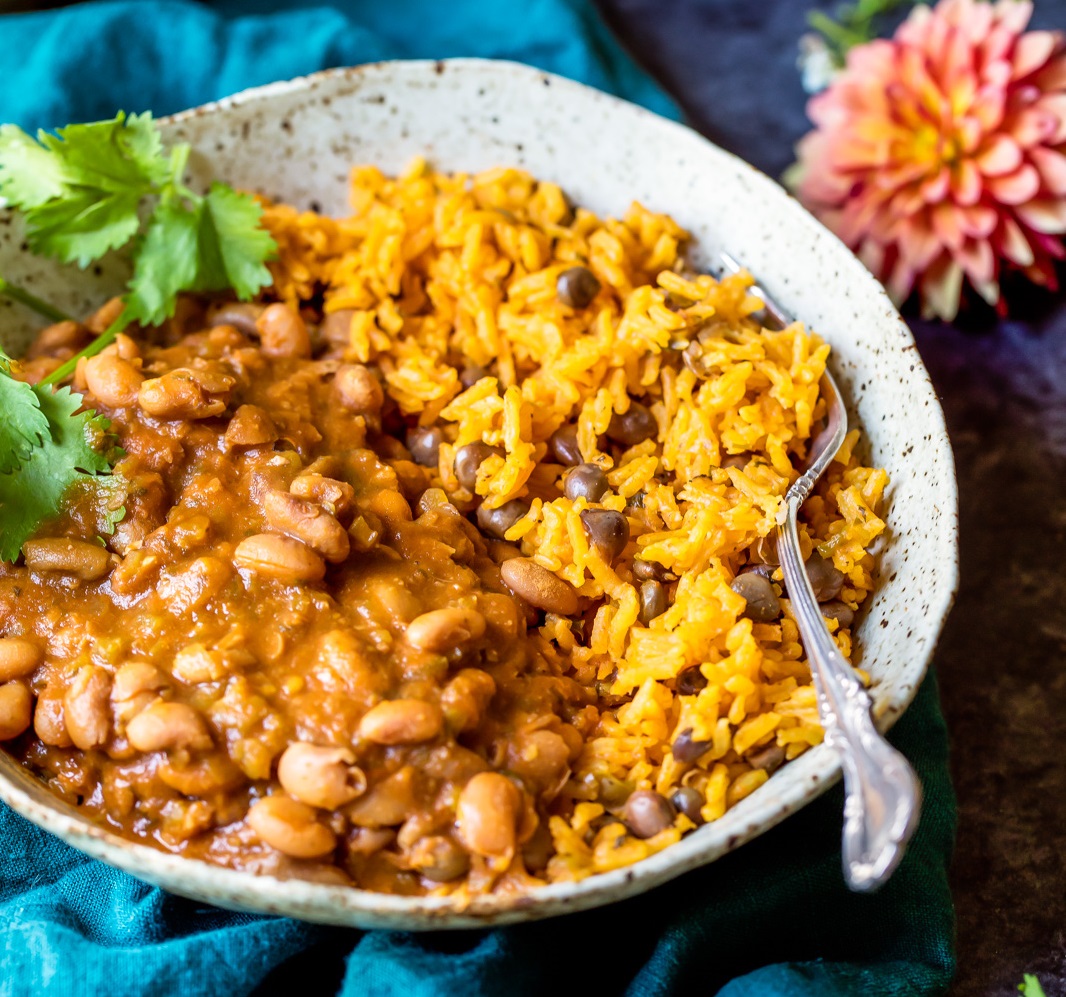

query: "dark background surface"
xmin=590 ymin=1 xmax=1066 ymax=995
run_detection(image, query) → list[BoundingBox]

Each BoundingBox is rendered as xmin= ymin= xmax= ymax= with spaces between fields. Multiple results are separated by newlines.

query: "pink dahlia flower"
xmin=790 ymin=0 xmax=1066 ymax=320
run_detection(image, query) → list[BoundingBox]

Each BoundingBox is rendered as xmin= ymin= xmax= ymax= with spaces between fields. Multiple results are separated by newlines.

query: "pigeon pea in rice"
xmin=0 ymin=160 xmax=887 ymax=894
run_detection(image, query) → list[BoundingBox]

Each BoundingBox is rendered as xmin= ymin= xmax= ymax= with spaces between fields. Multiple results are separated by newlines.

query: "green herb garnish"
xmin=0 ymin=110 xmax=277 ymax=560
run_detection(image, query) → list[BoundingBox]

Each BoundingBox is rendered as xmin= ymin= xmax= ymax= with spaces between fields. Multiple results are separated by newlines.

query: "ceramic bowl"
xmin=0 ymin=59 xmax=958 ymax=929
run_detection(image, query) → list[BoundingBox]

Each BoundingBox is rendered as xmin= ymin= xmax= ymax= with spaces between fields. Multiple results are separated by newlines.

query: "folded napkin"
xmin=0 ymin=2 xmax=957 ymax=994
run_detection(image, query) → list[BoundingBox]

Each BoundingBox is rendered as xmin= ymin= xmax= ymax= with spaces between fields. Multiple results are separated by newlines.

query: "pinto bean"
xmin=671 ymin=727 xmax=711 ymax=764
xmin=580 ymin=509 xmax=630 ymax=563
xmin=606 ymin=403 xmax=657 ymax=446
xmin=171 ymin=644 xmax=249 ymax=685
xmin=549 ymin=424 xmax=582 ymax=466
xmin=208 ymin=301 xmax=265 ymax=336
xmin=86 ymin=296 xmax=124 ymax=334
xmin=564 ymin=463 xmax=609 ymax=502
xmin=638 ymin=580 xmax=667 ymax=624
xmin=748 ymin=742 xmax=787 ymax=774
xmin=262 ymin=490 xmax=350 ymax=563
xmin=83 ymin=354 xmax=144 ymax=407
xmin=408 ymin=835 xmax=470 ymax=882
xmin=441 ymin=668 xmax=497 ymax=733
xmin=247 ymin=795 xmax=336 ymax=858
xmin=670 ymin=786 xmax=705 ymax=825
xmin=320 ymin=308 xmax=356 ymax=347
xmin=359 ymin=699 xmax=443 ymax=745
xmin=405 ymin=607 xmax=487 ymax=654
xmin=731 ymin=572 xmax=781 ymax=622
xmin=632 ymin=558 xmax=668 ymax=582
xmin=676 ymin=666 xmax=708 ymax=696
xmin=345 ymin=766 xmax=420 ymax=828
xmin=234 ymin=534 xmax=326 ymax=584
xmin=138 ymin=368 xmax=234 ymax=420
xmin=456 ymin=772 xmax=522 ymax=860
xmin=406 ymin=426 xmax=443 ymax=468
xmin=289 ymin=474 xmax=355 ymax=519
xmin=34 ymin=685 xmax=71 ymax=747
xmin=0 ymin=682 xmax=32 ymax=741
xmin=622 ymin=790 xmax=677 ymax=838
xmin=126 ymin=700 xmax=212 ymax=753
xmin=0 ymin=638 xmax=42 ymax=682
xmin=256 ymin=303 xmax=311 ymax=358
xmin=806 ymin=554 xmax=845 ymax=601
xmin=224 ymin=404 xmax=278 ymax=449
xmin=500 ymin=557 xmax=579 ymax=616
xmin=63 ymin=666 xmax=112 ymax=750
xmin=335 ymin=364 xmax=384 ymax=414
xmin=277 ymin=742 xmax=367 ymax=810
xmin=453 ymin=442 xmax=503 ymax=491
xmin=22 ymin=538 xmax=113 ymax=581
xmin=556 ymin=266 xmax=601 ymax=309
xmin=27 ymin=320 xmax=89 ymax=359
xmin=821 ymin=600 xmax=855 ymax=628
xmin=476 ymin=500 xmax=529 ymax=540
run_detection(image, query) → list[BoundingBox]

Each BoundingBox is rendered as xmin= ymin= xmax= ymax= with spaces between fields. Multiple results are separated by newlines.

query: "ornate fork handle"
xmin=777 ymin=446 xmax=922 ymax=891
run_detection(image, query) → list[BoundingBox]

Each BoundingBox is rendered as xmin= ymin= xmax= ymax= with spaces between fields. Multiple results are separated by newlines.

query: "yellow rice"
xmin=260 ymin=160 xmax=888 ymax=884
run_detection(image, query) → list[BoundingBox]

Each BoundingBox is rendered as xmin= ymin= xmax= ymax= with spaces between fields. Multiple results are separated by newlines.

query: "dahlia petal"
xmin=886 ymin=252 xmax=918 ymax=305
xmin=1034 ymin=54 xmax=1066 ymax=91
xmin=1036 ymin=93 xmax=1066 ymax=144
xmin=1009 ymin=106 xmax=1059 ymax=146
xmin=970 ymin=83 xmax=1006 ymax=132
xmin=920 ymin=258 xmax=964 ymax=321
xmin=922 ymin=167 xmax=951 ymax=204
xmin=955 ymin=237 xmax=995 ymax=284
xmin=1012 ymin=31 xmax=1058 ymax=80
xmin=971 ymin=277 xmax=1001 ymax=306
xmin=944 ymin=26 xmax=977 ymax=89
xmin=997 ymin=216 xmax=1036 ymax=266
xmin=952 ymin=158 xmax=983 ymax=205
xmin=958 ymin=204 xmax=998 ymax=239
xmin=904 ymin=216 xmax=946 ymax=271
xmin=993 ymin=0 xmax=1034 ymax=37
xmin=961 ymin=0 xmax=994 ymax=46
xmin=987 ymin=163 xmax=1041 ymax=204
xmin=981 ymin=54 xmax=1013 ymax=89
xmin=1014 ymin=197 xmax=1066 ymax=234
xmin=956 ymin=114 xmax=982 ymax=153
xmin=932 ymin=201 xmax=965 ymax=249
xmin=975 ymin=133 xmax=1023 ymax=176
xmin=1029 ymin=147 xmax=1066 ymax=196
xmin=980 ymin=24 xmax=1012 ymax=69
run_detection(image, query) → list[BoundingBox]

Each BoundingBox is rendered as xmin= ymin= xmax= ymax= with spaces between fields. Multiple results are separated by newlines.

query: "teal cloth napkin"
xmin=0 ymin=2 xmax=957 ymax=994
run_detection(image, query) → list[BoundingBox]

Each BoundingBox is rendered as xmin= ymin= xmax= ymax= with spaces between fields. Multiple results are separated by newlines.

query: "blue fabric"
xmin=0 ymin=2 xmax=956 ymax=995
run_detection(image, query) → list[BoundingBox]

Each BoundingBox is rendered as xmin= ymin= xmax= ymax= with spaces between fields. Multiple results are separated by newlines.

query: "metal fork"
xmin=719 ymin=252 xmax=922 ymax=891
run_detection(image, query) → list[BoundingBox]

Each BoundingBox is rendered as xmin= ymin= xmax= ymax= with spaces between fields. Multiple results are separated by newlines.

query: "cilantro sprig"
xmin=0 ymin=111 xmax=276 ymax=382
xmin=0 ymin=110 xmax=278 ymax=560
xmin=0 ymin=348 xmax=120 ymax=562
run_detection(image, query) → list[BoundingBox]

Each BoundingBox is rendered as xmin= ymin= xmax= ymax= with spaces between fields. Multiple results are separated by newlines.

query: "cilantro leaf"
xmin=1 ymin=108 xmax=276 ymax=381
xmin=37 ymin=112 xmax=171 ymax=196
xmin=1019 ymin=975 xmax=1047 ymax=997
xmin=0 ymin=385 xmax=117 ymax=563
xmin=201 ymin=183 xmax=275 ymax=299
xmin=22 ymin=187 xmax=142 ymax=267
xmin=0 ymin=352 xmax=49 ymax=473
xmin=125 ymin=199 xmax=202 ymax=325
xmin=0 ymin=125 xmax=69 ymax=208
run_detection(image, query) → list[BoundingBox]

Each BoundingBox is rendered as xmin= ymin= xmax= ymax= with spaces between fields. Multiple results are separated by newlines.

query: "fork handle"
xmin=777 ymin=499 xmax=922 ymax=891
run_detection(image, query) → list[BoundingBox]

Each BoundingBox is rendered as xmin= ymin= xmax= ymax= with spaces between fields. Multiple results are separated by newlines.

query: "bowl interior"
xmin=0 ymin=59 xmax=958 ymax=929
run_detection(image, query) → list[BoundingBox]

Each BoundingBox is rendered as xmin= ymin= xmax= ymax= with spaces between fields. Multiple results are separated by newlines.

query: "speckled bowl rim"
xmin=0 ymin=59 xmax=959 ymax=930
